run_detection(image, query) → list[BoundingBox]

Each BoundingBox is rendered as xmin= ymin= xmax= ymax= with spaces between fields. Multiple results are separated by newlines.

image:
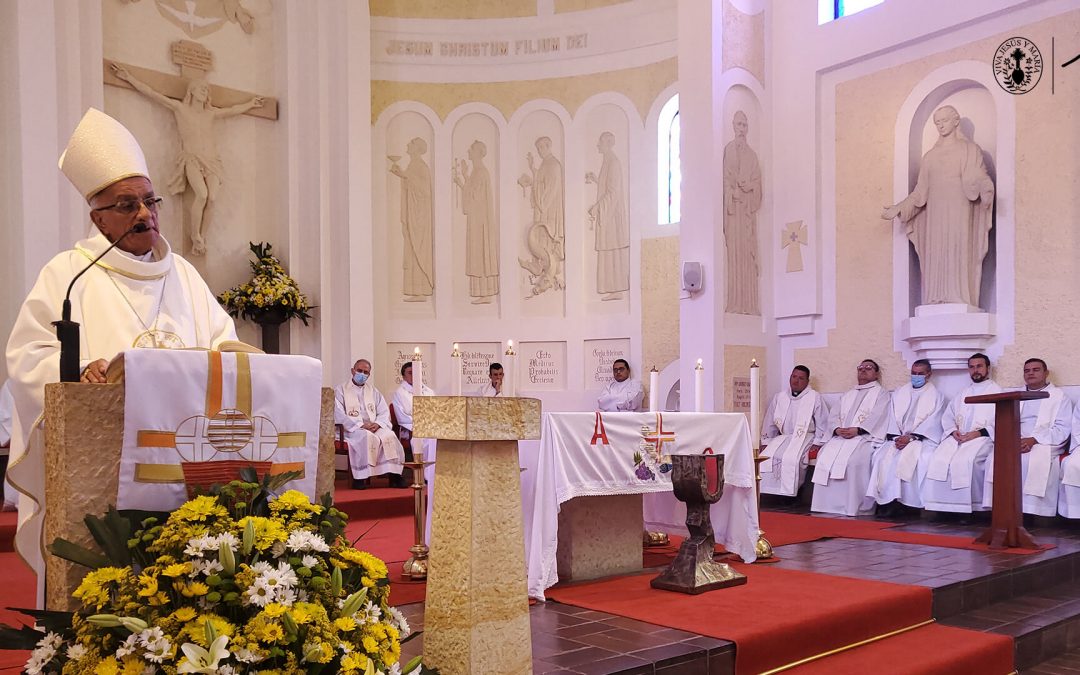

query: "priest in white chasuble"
xmin=760 ymin=365 xmax=829 ymax=497
xmin=981 ymin=358 xmax=1072 ymax=517
xmin=922 ymin=353 xmax=1002 ymax=513
xmin=5 ymin=108 xmax=236 ymax=595
xmin=597 ymin=359 xmax=644 ymax=412
xmin=334 ymin=359 xmax=405 ymax=489
xmin=867 ymin=359 xmax=946 ymax=512
xmin=811 ymin=360 xmax=890 ymax=516
xmin=1059 ymin=404 xmax=1080 ymax=519
xmin=391 ymin=361 xmax=436 ymax=432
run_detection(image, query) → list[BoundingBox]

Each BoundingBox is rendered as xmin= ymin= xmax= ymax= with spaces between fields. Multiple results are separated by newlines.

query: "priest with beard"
xmin=922 ymin=353 xmax=1002 ymax=514
xmin=759 ymin=365 xmax=829 ymax=497
xmin=810 ymin=359 xmax=890 ymax=516
xmin=5 ymin=108 xmax=236 ymax=599
xmin=982 ymin=358 xmax=1073 ymax=517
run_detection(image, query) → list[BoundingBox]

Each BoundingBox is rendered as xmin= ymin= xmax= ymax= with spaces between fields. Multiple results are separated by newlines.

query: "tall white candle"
xmin=451 ymin=343 xmax=462 ymax=396
xmin=750 ymin=359 xmax=761 ymax=449
xmin=413 ymin=346 xmax=423 ymax=394
xmin=648 ymin=366 xmax=659 ymax=412
xmin=504 ymin=340 xmax=516 ymax=397
xmin=694 ymin=358 xmax=704 ymax=412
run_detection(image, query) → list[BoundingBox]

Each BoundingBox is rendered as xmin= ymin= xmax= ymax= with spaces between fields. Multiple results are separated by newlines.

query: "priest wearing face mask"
xmin=5 ymin=108 xmax=237 ymax=597
xmin=334 ymin=359 xmax=406 ymax=489
xmin=867 ymin=359 xmax=946 ymax=516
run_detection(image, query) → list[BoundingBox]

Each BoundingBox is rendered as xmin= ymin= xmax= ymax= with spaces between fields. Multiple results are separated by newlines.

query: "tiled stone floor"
xmin=399 ymin=505 xmax=1080 ymax=673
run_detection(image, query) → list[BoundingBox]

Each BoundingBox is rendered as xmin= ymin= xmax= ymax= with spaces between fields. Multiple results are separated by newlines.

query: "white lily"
xmin=177 ymin=635 xmax=231 ymax=673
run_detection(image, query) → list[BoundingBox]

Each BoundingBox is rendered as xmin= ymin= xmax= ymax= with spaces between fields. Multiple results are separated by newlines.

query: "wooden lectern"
xmin=965 ymin=389 xmax=1048 ymax=550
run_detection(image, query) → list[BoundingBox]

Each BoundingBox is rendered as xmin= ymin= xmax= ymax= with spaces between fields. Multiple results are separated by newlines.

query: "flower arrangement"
xmin=1 ymin=474 xmax=432 ymax=675
xmin=218 ymin=242 xmax=313 ymax=326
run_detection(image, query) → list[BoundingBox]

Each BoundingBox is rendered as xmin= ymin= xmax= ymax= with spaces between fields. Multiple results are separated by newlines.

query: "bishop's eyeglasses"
xmin=91 ymin=196 xmax=164 ymax=215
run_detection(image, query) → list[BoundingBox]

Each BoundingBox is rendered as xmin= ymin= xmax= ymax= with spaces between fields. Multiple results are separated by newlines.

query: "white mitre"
xmin=58 ymin=107 xmax=150 ymax=201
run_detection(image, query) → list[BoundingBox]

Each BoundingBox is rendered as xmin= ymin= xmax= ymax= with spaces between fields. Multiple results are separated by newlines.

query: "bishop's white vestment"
xmin=810 ymin=382 xmax=889 ymax=516
xmin=760 ymin=388 xmax=829 ymax=496
xmin=334 ymin=381 xmax=404 ymax=479
xmin=5 ymin=233 xmax=236 ymax=597
xmin=922 ymin=379 xmax=1002 ymax=513
xmin=867 ymin=382 xmax=946 ymax=508
xmin=981 ymin=384 xmax=1072 ymax=517
xmin=597 ymin=378 xmax=644 ymax=412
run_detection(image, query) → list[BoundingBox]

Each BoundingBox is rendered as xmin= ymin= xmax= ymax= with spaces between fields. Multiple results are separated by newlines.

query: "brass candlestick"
xmin=752 ymin=447 xmax=776 ymax=561
xmin=401 ymin=448 xmax=436 ymax=580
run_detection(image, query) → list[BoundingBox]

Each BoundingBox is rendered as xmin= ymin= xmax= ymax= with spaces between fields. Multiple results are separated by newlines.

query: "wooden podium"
xmin=965 ymin=389 xmax=1048 ymax=550
xmin=42 ymin=383 xmax=336 ymax=610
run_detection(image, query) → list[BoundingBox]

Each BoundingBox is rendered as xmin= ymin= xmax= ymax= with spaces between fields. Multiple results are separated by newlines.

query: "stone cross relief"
xmin=782 ymin=220 xmax=807 ymax=273
xmin=104 ymin=40 xmax=278 ymax=257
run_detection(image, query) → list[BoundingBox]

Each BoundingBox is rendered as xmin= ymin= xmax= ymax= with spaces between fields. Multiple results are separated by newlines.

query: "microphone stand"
xmin=53 ymin=223 xmax=148 ymax=382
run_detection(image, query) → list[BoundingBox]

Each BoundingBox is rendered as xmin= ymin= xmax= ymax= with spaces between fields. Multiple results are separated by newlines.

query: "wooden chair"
xmin=334 ymin=423 xmax=351 ymax=476
xmin=389 ymin=404 xmax=414 ymax=482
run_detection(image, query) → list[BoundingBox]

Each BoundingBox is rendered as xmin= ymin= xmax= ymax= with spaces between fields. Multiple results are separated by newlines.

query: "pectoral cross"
xmin=782 ymin=220 xmax=808 ymax=273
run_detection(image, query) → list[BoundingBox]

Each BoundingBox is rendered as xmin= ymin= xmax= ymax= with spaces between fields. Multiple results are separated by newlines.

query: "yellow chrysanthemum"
xmin=161 ymin=562 xmax=191 ymax=577
xmin=361 ymin=636 xmax=378 ymax=653
xmin=181 ymin=613 xmax=235 ymax=647
xmin=93 ymin=658 xmax=120 ymax=675
xmin=182 ymin=581 xmax=210 ymax=597
xmin=334 ymin=616 xmax=357 ymax=632
xmin=254 ymin=621 xmax=285 ymax=643
xmin=236 ymin=516 xmax=288 ymax=551
xmin=73 ymin=567 xmax=133 ymax=610
xmin=136 ymin=572 xmax=158 ymax=597
xmin=174 ymin=495 xmax=228 ymax=522
xmin=340 ymin=652 xmax=369 ymax=672
xmin=261 ymin=603 xmax=287 ymax=618
xmin=172 ymin=607 xmax=198 ymax=622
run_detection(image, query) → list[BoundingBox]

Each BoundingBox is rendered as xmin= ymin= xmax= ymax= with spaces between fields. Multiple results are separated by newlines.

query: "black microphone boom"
xmin=53 ymin=223 xmax=150 ymax=382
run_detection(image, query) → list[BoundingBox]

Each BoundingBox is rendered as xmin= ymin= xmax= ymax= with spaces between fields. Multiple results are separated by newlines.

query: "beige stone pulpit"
xmin=42 ymin=383 xmax=335 ymax=610
xmin=413 ymin=396 xmax=540 ymax=675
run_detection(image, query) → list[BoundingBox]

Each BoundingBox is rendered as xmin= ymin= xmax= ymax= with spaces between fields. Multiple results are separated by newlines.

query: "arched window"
xmin=818 ymin=0 xmax=883 ymax=24
xmin=657 ymin=94 xmax=681 ymax=225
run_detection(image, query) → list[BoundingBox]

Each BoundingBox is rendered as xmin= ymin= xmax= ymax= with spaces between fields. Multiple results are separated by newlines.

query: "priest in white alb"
xmin=922 ymin=353 xmax=1002 ymax=513
xmin=811 ymin=359 xmax=890 ymax=516
xmin=980 ymin=359 xmax=1072 ymax=516
xmin=597 ymin=359 xmax=644 ymax=412
xmin=867 ymin=359 xmax=946 ymax=514
xmin=1059 ymin=404 xmax=1080 ymax=519
xmin=760 ymin=365 xmax=829 ymax=497
xmin=334 ymin=359 xmax=406 ymax=489
xmin=476 ymin=362 xmax=504 ymax=397
xmin=391 ymin=361 xmax=436 ymax=432
xmin=5 ymin=108 xmax=236 ymax=598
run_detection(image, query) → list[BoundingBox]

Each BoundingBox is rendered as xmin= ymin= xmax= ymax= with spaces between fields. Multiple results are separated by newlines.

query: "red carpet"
xmin=333 ymin=478 xmax=415 ymax=521
xmin=0 ymin=511 xmax=15 ymax=553
xmin=344 ymin=514 xmax=426 ymax=606
xmin=546 ymin=564 xmax=934 ymax=674
xmin=0 ymin=552 xmax=36 ymax=672
xmin=786 ymin=623 xmax=1015 ymax=675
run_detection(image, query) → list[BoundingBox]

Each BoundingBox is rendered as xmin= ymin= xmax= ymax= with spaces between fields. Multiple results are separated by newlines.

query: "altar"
xmin=520 ymin=411 xmax=759 ymax=600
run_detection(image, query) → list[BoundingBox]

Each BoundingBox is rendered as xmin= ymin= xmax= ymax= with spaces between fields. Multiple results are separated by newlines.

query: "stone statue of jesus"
xmin=882 ymin=105 xmax=995 ymax=307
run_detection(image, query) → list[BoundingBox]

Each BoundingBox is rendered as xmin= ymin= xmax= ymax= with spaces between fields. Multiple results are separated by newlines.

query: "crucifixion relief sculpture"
xmin=882 ymin=105 xmax=995 ymax=308
xmin=586 ymin=132 xmax=630 ymax=301
xmin=518 ymin=136 xmax=565 ymax=297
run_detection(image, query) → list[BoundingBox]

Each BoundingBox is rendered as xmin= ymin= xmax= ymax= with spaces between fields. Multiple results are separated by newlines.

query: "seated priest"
xmin=392 ymin=361 xmax=436 ymax=432
xmin=810 ymin=359 xmax=890 ymax=516
xmin=867 ymin=359 xmax=946 ymax=515
xmin=476 ymin=362 xmax=504 ymax=396
xmin=922 ymin=353 xmax=1002 ymax=514
xmin=5 ymin=108 xmax=236 ymax=594
xmin=1060 ymin=404 xmax=1080 ymax=519
xmin=597 ymin=359 xmax=644 ymax=412
xmin=982 ymin=358 xmax=1072 ymax=517
xmin=760 ymin=365 xmax=829 ymax=497
xmin=334 ymin=359 xmax=406 ymax=489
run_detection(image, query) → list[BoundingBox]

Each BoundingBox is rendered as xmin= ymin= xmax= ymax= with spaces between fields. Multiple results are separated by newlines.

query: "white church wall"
xmin=771 ymin=0 xmax=1080 ymax=398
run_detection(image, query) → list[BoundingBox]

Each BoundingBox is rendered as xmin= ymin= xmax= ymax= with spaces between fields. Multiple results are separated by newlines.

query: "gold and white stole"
xmin=927 ymin=383 xmax=998 ymax=487
xmin=893 ymin=383 xmax=939 ymax=482
xmin=343 ymin=382 xmax=378 ymax=424
xmin=813 ymin=383 xmax=881 ymax=485
xmin=761 ymin=390 xmax=818 ymax=493
xmin=985 ymin=386 xmax=1064 ymax=497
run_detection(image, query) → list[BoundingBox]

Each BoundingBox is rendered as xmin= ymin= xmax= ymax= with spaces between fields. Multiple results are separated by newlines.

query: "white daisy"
xmin=211 ymin=532 xmax=240 ymax=551
xmin=387 ymin=606 xmax=411 ymax=637
xmin=234 ymin=647 xmax=264 ymax=664
xmin=301 ymin=555 xmax=320 ymax=569
xmin=286 ymin=530 xmax=330 ymax=553
xmin=249 ymin=561 xmax=273 ymax=574
xmin=115 ymin=633 xmax=140 ymax=658
xmin=244 ymin=579 xmax=274 ymax=607
xmin=357 ymin=600 xmax=382 ymax=625
xmin=66 ymin=643 xmax=87 ymax=660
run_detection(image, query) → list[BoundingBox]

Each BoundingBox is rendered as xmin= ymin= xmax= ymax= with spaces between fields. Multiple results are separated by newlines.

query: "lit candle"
xmin=451 ymin=343 xmax=462 ymax=396
xmin=413 ymin=346 xmax=424 ymax=395
xmin=694 ymin=358 xmax=704 ymax=413
xmin=648 ymin=366 xmax=659 ymax=412
xmin=750 ymin=359 xmax=760 ymax=449
xmin=504 ymin=340 xmax=516 ymax=397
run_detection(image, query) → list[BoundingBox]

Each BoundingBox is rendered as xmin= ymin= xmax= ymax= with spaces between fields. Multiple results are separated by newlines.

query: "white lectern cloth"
xmin=521 ymin=411 xmax=757 ymax=600
xmin=119 ymin=349 xmax=322 ymax=511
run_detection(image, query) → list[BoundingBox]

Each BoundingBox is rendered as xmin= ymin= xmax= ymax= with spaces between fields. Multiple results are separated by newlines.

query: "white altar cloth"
xmin=521 ymin=411 xmax=758 ymax=600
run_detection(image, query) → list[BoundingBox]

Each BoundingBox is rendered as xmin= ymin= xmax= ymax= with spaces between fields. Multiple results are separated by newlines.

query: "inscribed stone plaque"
xmin=459 ymin=342 xmax=502 ymax=392
xmin=520 ymin=341 xmax=566 ymax=391
xmin=584 ymin=338 xmax=631 ymax=388
xmin=732 ymin=377 xmax=750 ymax=413
xmin=385 ymin=342 xmax=437 ymax=393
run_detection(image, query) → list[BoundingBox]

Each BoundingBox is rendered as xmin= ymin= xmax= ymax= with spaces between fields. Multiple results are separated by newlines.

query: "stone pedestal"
xmin=413 ymin=396 xmax=540 ymax=675
xmin=557 ymin=494 xmax=643 ymax=582
xmin=42 ymin=383 xmax=336 ymax=610
xmin=902 ymin=304 xmax=995 ymax=370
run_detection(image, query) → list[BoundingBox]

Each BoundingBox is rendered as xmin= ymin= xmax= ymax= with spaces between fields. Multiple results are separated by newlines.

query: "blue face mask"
xmin=910 ymin=374 xmax=927 ymax=388
xmin=352 ymin=372 xmax=368 ymax=386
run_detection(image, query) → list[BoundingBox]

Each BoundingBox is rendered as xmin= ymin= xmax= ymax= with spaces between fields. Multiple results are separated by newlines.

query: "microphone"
xmin=53 ymin=222 xmax=151 ymax=382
